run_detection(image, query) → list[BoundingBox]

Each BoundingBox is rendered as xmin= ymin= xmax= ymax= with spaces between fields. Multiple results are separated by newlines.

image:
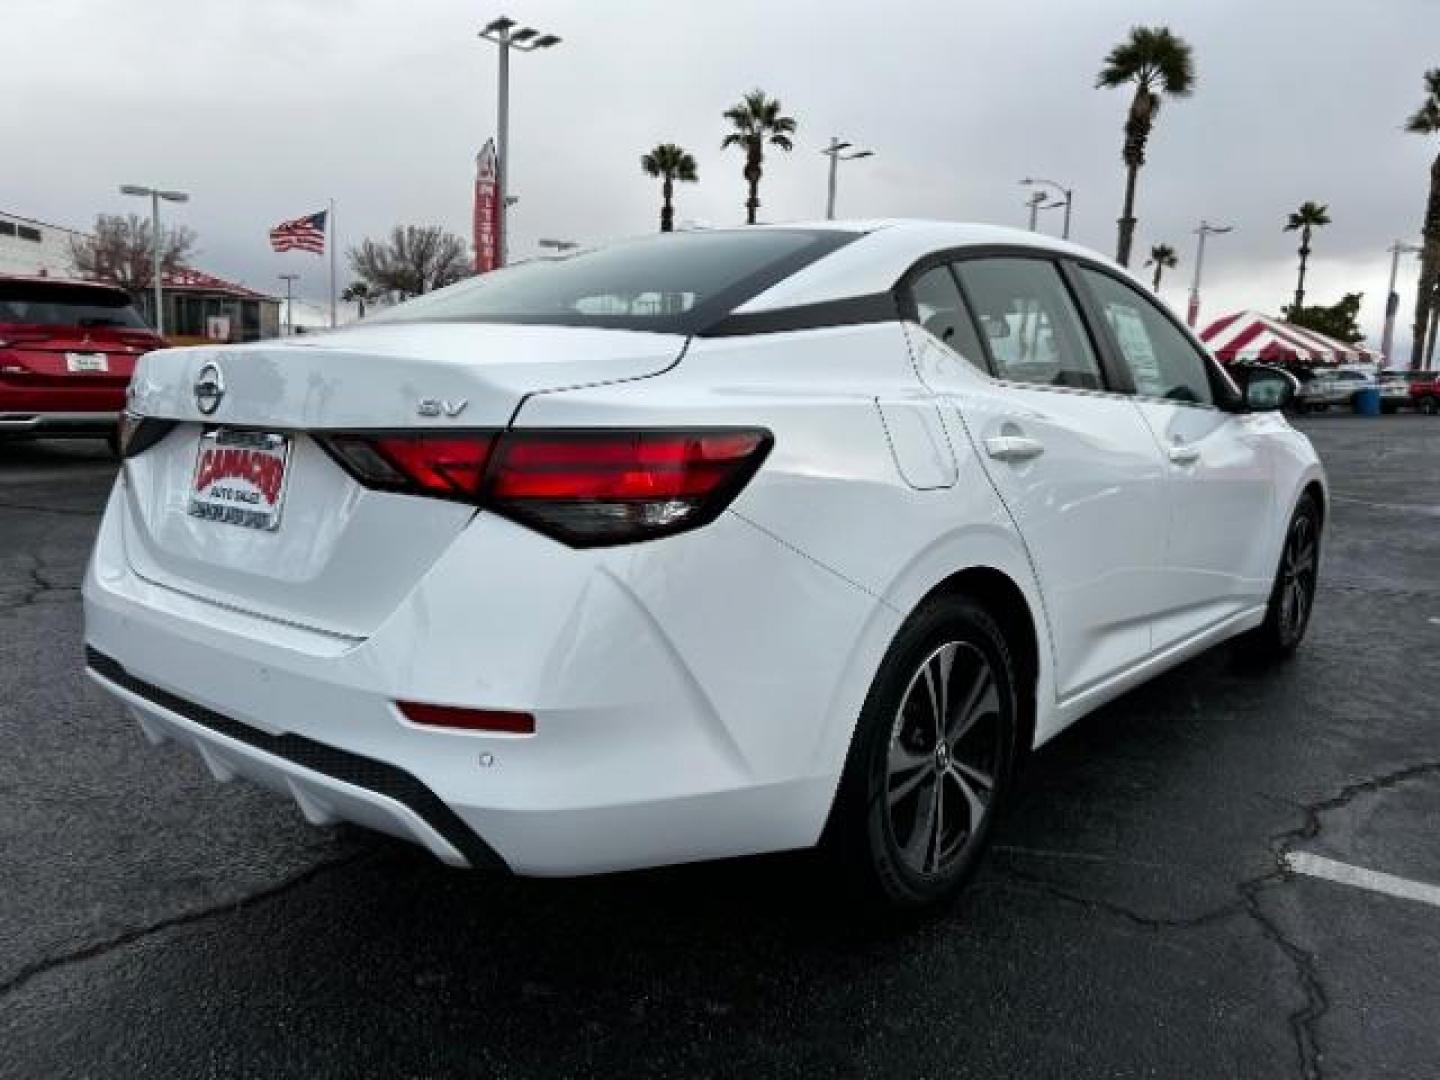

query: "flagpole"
xmin=328 ymin=198 xmax=337 ymax=328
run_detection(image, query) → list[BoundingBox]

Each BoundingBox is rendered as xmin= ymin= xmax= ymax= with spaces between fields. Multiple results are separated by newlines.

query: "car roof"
xmin=734 ymin=219 xmax=1124 ymax=313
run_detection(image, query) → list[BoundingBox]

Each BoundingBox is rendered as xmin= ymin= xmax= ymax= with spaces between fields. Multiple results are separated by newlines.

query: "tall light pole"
xmin=1380 ymin=240 xmax=1423 ymax=367
xmin=479 ymin=16 xmax=560 ymax=268
xmin=1024 ymin=190 xmax=1063 ymax=232
xmin=1021 ymin=177 xmax=1073 ymax=240
xmin=119 ymin=184 xmax=188 ymax=337
xmin=1187 ymin=220 xmax=1234 ymax=328
xmin=279 ymin=273 xmax=299 ymax=336
xmin=820 ymin=137 xmax=874 ymax=220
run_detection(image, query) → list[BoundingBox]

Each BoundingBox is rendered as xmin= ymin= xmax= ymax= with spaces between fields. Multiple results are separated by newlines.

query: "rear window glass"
xmin=0 ymin=281 xmax=148 ymax=330
xmin=372 ymin=229 xmax=858 ymax=334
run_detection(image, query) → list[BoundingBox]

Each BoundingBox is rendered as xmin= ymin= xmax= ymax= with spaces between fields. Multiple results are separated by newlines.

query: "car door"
xmin=1071 ymin=264 xmax=1276 ymax=648
xmin=904 ymin=255 xmax=1170 ymax=702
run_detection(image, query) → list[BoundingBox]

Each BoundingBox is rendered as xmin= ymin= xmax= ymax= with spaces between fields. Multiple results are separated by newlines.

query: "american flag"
xmin=269 ymin=210 xmax=327 ymax=254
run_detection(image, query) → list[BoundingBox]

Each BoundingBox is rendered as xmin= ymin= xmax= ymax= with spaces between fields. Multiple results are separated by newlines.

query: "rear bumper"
xmin=0 ymin=375 xmax=126 ymax=433
xmin=85 ymin=647 xmax=504 ymax=870
xmin=0 ymin=410 xmax=118 ymax=436
xmin=82 ymin=478 xmax=887 ymax=875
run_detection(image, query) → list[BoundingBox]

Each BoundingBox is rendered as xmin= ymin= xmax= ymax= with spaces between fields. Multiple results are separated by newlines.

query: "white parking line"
xmin=1284 ymin=851 xmax=1440 ymax=910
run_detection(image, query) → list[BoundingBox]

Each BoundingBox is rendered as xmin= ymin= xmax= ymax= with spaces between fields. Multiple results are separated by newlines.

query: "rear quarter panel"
xmin=516 ymin=323 xmax=1057 ymax=758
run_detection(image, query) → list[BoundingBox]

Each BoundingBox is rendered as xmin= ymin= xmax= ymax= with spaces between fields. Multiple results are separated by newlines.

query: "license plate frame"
xmin=187 ymin=429 xmax=293 ymax=532
xmin=65 ymin=351 xmax=109 ymax=373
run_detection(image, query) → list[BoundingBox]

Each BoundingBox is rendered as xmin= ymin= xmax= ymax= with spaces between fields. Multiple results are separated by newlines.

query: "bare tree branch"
xmin=68 ymin=213 xmax=197 ymax=299
xmin=346 ymin=225 xmax=470 ymax=301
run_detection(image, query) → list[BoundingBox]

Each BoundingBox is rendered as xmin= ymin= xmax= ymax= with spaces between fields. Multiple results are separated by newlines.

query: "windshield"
xmin=0 ymin=281 xmax=149 ymax=330
xmin=372 ymin=228 xmax=858 ymax=334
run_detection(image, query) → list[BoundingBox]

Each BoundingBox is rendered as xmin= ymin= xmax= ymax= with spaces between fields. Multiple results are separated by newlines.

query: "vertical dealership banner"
xmin=474 ymin=139 xmax=500 ymax=273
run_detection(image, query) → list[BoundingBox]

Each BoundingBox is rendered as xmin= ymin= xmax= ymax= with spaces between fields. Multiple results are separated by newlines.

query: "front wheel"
xmin=1245 ymin=494 xmax=1321 ymax=659
xmin=1420 ymin=396 xmax=1440 ymax=416
xmin=824 ymin=595 xmax=1020 ymax=913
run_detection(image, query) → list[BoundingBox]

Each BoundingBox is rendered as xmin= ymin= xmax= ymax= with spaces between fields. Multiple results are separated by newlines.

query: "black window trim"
xmin=698 ymin=291 xmax=899 ymax=337
xmin=897 ymin=245 xmax=1128 ymax=396
xmin=895 ymin=244 xmax=1244 ymax=409
xmin=1063 ymin=258 xmax=1244 ymax=412
xmin=894 ymin=262 xmax=995 ymax=376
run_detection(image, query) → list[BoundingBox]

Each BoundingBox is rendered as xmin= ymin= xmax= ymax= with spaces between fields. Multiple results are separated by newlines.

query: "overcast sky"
xmin=6 ymin=0 xmax=1437 ymax=349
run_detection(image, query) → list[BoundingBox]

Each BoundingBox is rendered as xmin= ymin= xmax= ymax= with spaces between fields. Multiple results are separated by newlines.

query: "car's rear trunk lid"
xmin=120 ymin=322 xmax=685 ymax=638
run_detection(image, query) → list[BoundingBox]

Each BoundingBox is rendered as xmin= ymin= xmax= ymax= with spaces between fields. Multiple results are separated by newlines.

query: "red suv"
xmin=0 ymin=277 xmax=164 ymax=446
xmin=1411 ymin=372 xmax=1440 ymax=415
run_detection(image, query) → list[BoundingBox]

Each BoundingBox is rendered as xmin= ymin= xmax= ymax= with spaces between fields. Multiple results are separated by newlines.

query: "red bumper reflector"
xmin=398 ymin=701 xmax=535 ymax=734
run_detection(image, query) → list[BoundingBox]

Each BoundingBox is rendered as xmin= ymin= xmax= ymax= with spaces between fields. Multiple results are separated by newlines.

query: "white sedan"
xmin=84 ymin=221 xmax=1325 ymax=911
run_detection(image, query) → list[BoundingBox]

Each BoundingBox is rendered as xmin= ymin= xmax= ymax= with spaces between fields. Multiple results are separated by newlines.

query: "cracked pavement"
xmin=1 ymin=418 xmax=1438 ymax=1079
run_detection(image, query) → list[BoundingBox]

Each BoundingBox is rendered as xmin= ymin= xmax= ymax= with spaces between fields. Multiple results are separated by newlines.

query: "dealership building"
xmin=0 ymin=208 xmax=280 ymax=344
xmin=0 ymin=210 xmax=81 ymax=278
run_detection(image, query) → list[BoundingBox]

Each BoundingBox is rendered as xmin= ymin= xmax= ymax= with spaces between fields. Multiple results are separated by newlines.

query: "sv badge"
xmin=416 ymin=398 xmax=468 ymax=418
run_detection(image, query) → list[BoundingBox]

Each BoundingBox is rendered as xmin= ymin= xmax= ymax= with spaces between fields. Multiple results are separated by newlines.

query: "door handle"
xmin=1167 ymin=443 xmax=1201 ymax=465
xmin=985 ymin=435 xmax=1046 ymax=462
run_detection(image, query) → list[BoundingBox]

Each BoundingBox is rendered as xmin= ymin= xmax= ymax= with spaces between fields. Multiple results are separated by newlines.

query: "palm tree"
xmin=1145 ymin=243 xmax=1178 ymax=291
xmin=1284 ymin=201 xmax=1331 ymax=313
xmin=1097 ymin=27 xmax=1196 ymax=267
xmin=721 ymin=90 xmax=797 ymax=225
xmin=1405 ymin=69 xmax=1440 ymax=369
xmin=640 ymin=144 xmax=699 ymax=233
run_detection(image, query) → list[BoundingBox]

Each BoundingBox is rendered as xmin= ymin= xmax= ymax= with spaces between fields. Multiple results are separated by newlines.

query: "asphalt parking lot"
xmin=1 ymin=416 xmax=1437 ymax=1079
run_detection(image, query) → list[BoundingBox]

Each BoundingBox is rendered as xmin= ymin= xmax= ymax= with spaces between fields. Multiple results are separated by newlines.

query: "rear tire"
xmin=1245 ymin=494 xmax=1321 ymax=660
xmin=823 ymin=594 xmax=1021 ymax=913
xmin=1420 ymin=396 xmax=1439 ymax=416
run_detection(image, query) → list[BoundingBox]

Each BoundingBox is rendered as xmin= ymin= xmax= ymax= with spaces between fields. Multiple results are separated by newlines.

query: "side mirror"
xmin=1241 ymin=364 xmax=1298 ymax=412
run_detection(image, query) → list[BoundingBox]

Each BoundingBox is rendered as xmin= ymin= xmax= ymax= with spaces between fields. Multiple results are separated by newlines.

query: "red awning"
xmin=1199 ymin=310 xmax=1378 ymax=367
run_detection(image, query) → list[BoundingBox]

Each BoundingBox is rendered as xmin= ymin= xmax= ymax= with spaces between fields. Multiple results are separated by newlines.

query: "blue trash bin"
xmin=1354 ymin=387 xmax=1382 ymax=416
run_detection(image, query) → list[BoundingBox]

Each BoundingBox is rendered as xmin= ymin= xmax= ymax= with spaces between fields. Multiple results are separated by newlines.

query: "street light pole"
xmin=1187 ymin=219 xmax=1234 ymax=328
xmin=279 ymin=274 xmax=299 ymax=336
xmin=1021 ymin=177 xmax=1073 ymax=240
xmin=1024 ymin=190 xmax=1064 ymax=233
xmin=1026 ymin=191 xmax=1045 ymax=231
xmin=820 ymin=137 xmax=874 ymax=220
xmin=1380 ymin=240 xmax=1423 ymax=367
xmin=480 ymin=17 xmax=560 ymax=268
xmin=119 ymin=183 xmax=189 ymax=337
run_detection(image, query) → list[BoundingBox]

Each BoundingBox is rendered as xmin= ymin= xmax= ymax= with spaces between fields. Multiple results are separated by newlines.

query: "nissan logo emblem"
xmin=195 ymin=362 xmax=225 ymax=415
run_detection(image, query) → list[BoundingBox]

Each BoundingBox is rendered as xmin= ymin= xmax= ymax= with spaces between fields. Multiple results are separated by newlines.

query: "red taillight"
xmin=488 ymin=429 xmax=770 ymax=545
xmin=398 ymin=700 xmax=535 ymax=734
xmin=324 ymin=432 xmax=496 ymax=499
xmin=317 ymin=428 xmax=771 ymax=546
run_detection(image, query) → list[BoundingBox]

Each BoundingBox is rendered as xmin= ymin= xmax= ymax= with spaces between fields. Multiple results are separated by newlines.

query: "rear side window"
xmin=0 ymin=282 xmax=148 ymax=330
xmin=954 ymin=258 xmax=1104 ymax=390
xmin=372 ymin=229 xmax=858 ymax=335
xmin=907 ymin=265 xmax=987 ymax=371
xmin=1077 ymin=267 xmax=1214 ymax=406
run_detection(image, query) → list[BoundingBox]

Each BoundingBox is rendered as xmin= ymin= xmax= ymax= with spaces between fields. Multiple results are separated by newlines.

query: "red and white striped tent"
xmin=1199 ymin=310 xmax=1379 ymax=367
